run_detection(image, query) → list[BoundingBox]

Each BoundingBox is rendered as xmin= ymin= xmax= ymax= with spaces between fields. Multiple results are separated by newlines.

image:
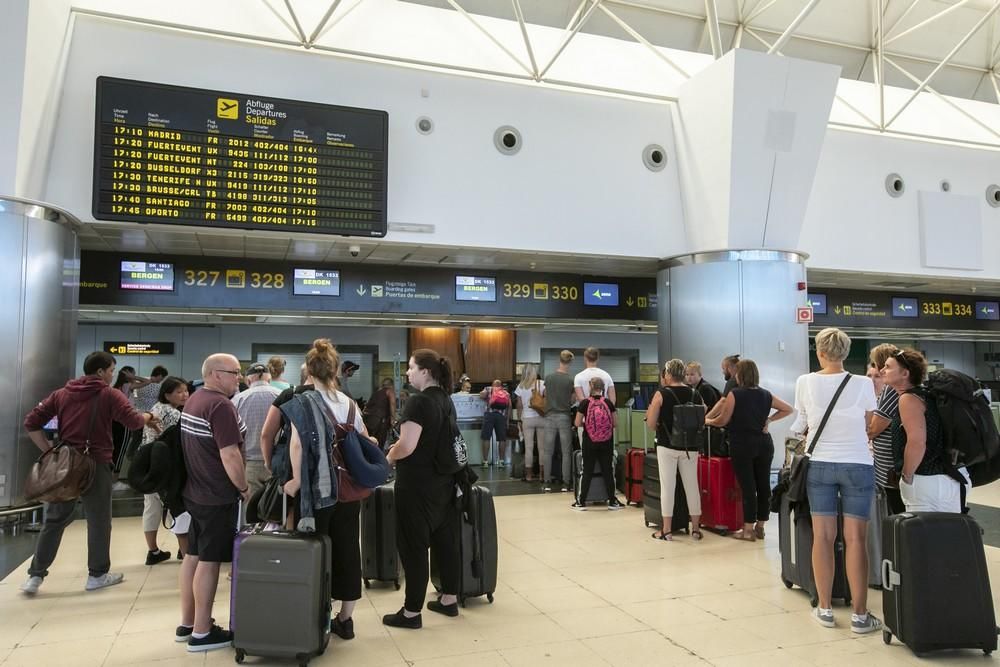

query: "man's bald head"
xmin=202 ymin=353 xmax=240 ymax=379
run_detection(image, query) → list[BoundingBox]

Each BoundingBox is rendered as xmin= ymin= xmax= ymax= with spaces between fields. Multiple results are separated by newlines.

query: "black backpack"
xmin=127 ymin=424 xmax=187 ymax=517
xmin=664 ymin=387 xmax=706 ymax=451
xmin=926 ymin=369 xmax=1000 ymax=487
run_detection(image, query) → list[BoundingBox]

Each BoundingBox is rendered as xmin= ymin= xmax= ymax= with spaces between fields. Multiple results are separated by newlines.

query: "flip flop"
xmin=651 ymin=531 xmax=673 ymax=541
xmin=691 ymin=530 xmax=704 ymax=541
xmin=731 ymin=531 xmax=756 ymax=542
xmin=754 ymin=525 xmax=765 ymax=540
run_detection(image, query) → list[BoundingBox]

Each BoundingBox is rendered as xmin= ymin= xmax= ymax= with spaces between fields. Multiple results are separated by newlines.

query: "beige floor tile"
xmin=516 ymin=538 xmax=593 ymax=568
xmin=407 ymin=649 xmax=509 ymax=666
xmin=120 ymin=604 xmax=185 ymax=635
xmin=386 ymin=622 xmax=489 ymax=661
xmin=499 ymin=638 xmax=610 ymax=666
xmin=19 ymin=608 xmax=128 ymax=646
xmin=659 ymin=619 xmax=781 ymax=659
xmin=104 ymin=631 xmax=195 ymax=665
xmin=549 ymin=605 xmax=651 ymax=640
xmin=584 ymin=630 xmax=703 ymax=666
xmin=500 ymin=566 xmax=575 ymax=593
xmin=618 ymin=598 xmax=720 ymax=631
xmin=519 ymin=584 xmax=610 ymax=613
xmin=475 ymin=612 xmax=574 ymax=650
xmin=709 ymin=647 xmax=813 ymax=666
xmin=783 ymin=638 xmax=879 ymax=665
xmin=0 ymin=618 xmax=38 ymax=651
xmin=731 ymin=611 xmax=849 ymax=648
xmin=3 ymin=636 xmax=114 ymax=667
xmin=684 ymin=590 xmax=786 ymax=620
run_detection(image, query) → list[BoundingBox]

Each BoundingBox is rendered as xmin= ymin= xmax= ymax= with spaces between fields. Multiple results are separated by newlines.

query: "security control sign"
xmin=103 ymin=342 xmax=175 ymax=355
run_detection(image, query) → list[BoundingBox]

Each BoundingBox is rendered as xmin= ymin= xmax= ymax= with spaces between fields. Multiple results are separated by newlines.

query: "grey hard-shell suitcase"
xmin=867 ymin=487 xmax=889 ymax=588
xmin=778 ymin=494 xmax=850 ymax=607
xmin=573 ymin=448 xmax=619 ymax=505
xmin=232 ymin=530 xmax=331 ymax=665
xmin=431 ymin=485 xmax=498 ymax=606
xmin=881 ymin=512 xmax=997 ymax=656
xmin=360 ymin=482 xmax=401 ymax=590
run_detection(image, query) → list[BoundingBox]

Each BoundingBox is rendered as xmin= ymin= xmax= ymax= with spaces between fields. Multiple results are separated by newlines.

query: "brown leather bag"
xmin=24 ymin=395 xmax=100 ymax=503
xmin=529 ymin=380 xmax=547 ymax=415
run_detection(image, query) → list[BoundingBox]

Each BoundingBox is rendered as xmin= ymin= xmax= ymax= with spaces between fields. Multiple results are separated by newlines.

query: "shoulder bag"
xmin=24 ymin=393 xmax=101 ymax=503
xmin=785 ymin=374 xmax=852 ymax=504
xmin=318 ymin=398 xmax=374 ymax=503
xmin=529 ymin=380 xmax=547 ymax=416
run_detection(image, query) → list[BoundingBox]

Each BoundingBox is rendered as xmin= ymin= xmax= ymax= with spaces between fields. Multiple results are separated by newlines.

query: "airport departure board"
xmin=92 ymin=77 xmax=388 ymax=237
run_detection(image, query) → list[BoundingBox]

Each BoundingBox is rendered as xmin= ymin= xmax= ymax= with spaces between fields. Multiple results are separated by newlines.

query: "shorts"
xmin=481 ymin=411 xmax=507 ymax=441
xmin=186 ymin=501 xmax=238 ymax=563
xmin=805 ymin=460 xmax=874 ymax=521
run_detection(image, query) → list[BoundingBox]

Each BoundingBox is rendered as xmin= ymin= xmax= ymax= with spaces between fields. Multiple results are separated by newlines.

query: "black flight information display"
xmin=455 ymin=275 xmax=497 ymax=302
xmin=120 ymin=260 xmax=174 ymax=291
xmin=93 ymin=77 xmax=388 ymax=237
xmin=293 ymin=268 xmax=341 ymax=296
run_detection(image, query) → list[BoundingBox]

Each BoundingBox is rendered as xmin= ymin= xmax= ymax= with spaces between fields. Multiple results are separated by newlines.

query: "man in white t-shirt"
xmin=574 ymin=347 xmax=616 ymax=404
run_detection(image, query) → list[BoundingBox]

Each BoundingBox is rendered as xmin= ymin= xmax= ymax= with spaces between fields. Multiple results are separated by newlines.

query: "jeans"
xmin=521 ymin=417 xmax=546 ymax=470
xmin=543 ymin=412 xmax=573 ymax=482
xmin=29 ymin=462 xmax=113 ymax=578
xmin=730 ymin=433 xmax=774 ymax=522
xmin=806 ymin=460 xmax=875 ymax=520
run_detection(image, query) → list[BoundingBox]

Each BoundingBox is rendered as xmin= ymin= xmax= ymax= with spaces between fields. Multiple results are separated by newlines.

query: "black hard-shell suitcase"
xmin=431 ymin=485 xmax=498 ymax=606
xmin=360 ymin=482 xmax=400 ymax=590
xmin=642 ymin=451 xmax=690 ymax=533
xmin=232 ymin=530 xmax=331 ymax=665
xmin=778 ymin=494 xmax=850 ymax=607
xmin=573 ymin=448 xmax=619 ymax=504
xmin=881 ymin=512 xmax=997 ymax=656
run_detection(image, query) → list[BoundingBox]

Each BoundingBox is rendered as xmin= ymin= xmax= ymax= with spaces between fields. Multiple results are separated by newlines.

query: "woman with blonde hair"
xmin=514 ymin=364 xmax=546 ymax=481
xmin=790 ymin=327 xmax=880 ymax=633
xmin=645 ymin=359 xmax=703 ymax=540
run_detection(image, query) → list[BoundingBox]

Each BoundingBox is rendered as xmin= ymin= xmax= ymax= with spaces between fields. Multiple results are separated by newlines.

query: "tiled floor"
xmin=3 ymin=487 xmax=1000 ymax=666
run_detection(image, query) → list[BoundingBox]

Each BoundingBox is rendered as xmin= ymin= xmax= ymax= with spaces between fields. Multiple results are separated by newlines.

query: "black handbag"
xmin=785 ymin=374 xmax=853 ymax=504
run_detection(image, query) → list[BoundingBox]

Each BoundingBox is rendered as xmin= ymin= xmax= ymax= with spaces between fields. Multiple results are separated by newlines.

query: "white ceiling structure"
xmin=62 ymin=0 xmax=1000 ymax=296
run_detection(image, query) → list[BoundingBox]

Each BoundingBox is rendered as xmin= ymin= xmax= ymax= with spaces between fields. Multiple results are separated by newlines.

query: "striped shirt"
xmin=872 ymin=385 xmax=900 ymax=487
xmin=181 ymin=388 xmax=247 ymax=506
xmin=232 ymin=382 xmax=280 ymax=461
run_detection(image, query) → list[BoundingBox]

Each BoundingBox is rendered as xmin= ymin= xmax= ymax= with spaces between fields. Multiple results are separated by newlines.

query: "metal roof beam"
xmin=307 ymin=0 xmax=343 ymax=45
xmin=446 ymin=0 xmax=534 ymax=77
xmin=511 ymin=0 xmax=540 ymax=79
xmin=887 ymin=1 xmax=1000 ymax=126
xmin=597 ymin=3 xmax=691 ymax=78
xmin=768 ymin=0 xmax=823 ymax=55
xmin=539 ymin=0 xmax=602 ymax=79
xmin=884 ymin=0 xmax=975 ymax=46
xmin=705 ymin=0 xmax=724 ymax=58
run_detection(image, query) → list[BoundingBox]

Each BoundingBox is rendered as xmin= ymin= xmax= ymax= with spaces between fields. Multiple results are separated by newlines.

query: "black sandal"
xmin=651 ymin=531 xmax=673 ymax=541
xmin=691 ymin=530 xmax=704 ymax=541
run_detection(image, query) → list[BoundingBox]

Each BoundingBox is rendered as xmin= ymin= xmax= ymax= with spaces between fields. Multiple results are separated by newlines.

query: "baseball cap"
xmin=342 ymin=361 xmax=360 ymax=373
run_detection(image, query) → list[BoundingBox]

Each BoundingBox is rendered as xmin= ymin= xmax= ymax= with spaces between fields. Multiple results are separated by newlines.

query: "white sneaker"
xmin=20 ymin=576 xmax=42 ymax=595
xmin=812 ymin=607 xmax=835 ymax=628
xmin=111 ymin=481 xmax=129 ymax=492
xmin=85 ymin=572 xmax=124 ymax=591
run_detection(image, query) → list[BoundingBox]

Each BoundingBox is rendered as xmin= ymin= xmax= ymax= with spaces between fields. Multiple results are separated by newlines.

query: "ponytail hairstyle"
xmin=305 ymin=338 xmax=340 ymax=386
xmin=411 ymin=348 xmax=454 ymax=387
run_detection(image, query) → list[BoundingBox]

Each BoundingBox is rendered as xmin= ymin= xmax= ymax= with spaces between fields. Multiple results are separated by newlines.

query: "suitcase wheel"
xmin=460 ymin=597 xmax=467 ymax=608
xmin=882 ymin=631 xmax=891 ymax=645
xmin=234 ymin=649 xmax=246 ymax=664
xmin=781 ymin=578 xmax=793 ymax=589
xmin=985 ymin=649 xmax=993 ymax=656
xmin=487 ymin=593 xmax=494 ymax=603
xmin=394 ymin=580 xmax=401 ymax=591
xmin=364 ymin=579 xmax=371 ymax=589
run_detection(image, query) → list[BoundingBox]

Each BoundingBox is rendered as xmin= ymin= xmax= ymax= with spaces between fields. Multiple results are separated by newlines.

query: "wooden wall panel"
xmin=407 ymin=328 xmax=464 ymax=386
xmin=465 ymin=329 xmax=515 ymax=383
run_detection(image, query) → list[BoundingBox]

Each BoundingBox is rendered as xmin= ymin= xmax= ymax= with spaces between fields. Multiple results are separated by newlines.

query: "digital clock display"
xmin=93 ymin=77 xmax=389 ymax=237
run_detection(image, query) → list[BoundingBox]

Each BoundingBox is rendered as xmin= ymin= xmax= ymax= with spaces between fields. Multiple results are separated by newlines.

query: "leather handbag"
xmin=24 ymin=395 xmax=100 ymax=503
xmin=785 ymin=374 xmax=852 ymax=504
xmin=529 ymin=380 xmax=547 ymax=416
xmin=318 ymin=398 xmax=374 ymax=503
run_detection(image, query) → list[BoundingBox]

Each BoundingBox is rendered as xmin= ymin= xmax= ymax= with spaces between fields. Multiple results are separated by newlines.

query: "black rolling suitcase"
xmin=881 ymin=512 xmax=997 ymax=656
xmin=360 ymin=482 xmax=400 ymax=590
xmin=778 ymin=494 xmax=850 ymax=607
xmin=431 ymin=485 xmax=498 ymax=606
xmin=232 ymin=529 xmax=331 ymax=665
xmin=642 ymin=451 xmax=690 ymax=533
xmin=573 ymin=449 xmax=619 ymax=505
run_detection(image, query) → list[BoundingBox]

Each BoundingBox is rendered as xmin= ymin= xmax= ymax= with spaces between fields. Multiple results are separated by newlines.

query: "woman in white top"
xmin=514 ymin=364 xmax=546 ymax=481
xmin=790 ymin=327 xmax=880 ymax=634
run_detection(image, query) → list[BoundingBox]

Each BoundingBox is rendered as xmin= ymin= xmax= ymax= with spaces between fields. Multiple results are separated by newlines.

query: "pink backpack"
xmin=584 ymin=398 xmax=614 ymax=442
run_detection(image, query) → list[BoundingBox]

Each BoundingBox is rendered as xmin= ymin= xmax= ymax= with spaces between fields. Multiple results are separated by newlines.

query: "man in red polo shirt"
xmin=21 ymin=351 xmax=158 ymax=595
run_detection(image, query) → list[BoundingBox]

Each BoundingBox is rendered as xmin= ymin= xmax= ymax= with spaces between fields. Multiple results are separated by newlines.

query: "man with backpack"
xmin=20 ymin=351 xmax=160 ymax=595
xmin=571 ymin=377 xmax=623 ymax=511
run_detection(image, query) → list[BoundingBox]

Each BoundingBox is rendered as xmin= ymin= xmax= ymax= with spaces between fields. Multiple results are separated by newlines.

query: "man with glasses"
xmin=178 ymin=354 xmax=248 ymax=652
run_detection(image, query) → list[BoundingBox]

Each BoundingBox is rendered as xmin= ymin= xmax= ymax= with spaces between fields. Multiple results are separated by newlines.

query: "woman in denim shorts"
xmin=791 ymin=328 xmax=880 ymax=634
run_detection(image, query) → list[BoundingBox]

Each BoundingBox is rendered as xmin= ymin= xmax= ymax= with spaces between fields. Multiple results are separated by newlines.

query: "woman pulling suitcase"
xmin=382 ymin=348 xmax=463 ymax=629
xmin=282 ymin=338 xmax=380 ymax=641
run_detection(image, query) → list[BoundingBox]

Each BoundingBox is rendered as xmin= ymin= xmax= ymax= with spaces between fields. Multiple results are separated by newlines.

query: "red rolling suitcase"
xmin=698 ymin=455 xmax=743 ymax=534
xmin=624 ymin=448 xmax=644 ymax=505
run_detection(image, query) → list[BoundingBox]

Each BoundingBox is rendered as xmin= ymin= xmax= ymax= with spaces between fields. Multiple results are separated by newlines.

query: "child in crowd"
xmin=572 ymin=377 xmax=623 ymax=511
